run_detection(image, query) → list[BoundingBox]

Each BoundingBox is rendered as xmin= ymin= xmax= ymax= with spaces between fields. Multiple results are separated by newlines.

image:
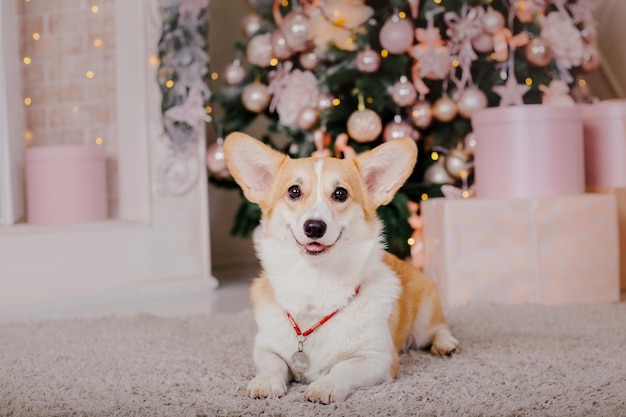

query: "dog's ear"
xmin=224 ymin=132 xmax=286 ymax=205
xmin=355 ymin=137 xmax=418 ymax=207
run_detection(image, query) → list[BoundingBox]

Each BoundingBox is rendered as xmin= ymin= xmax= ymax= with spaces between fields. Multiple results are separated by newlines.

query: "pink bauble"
xmin=222 ymin=59 xmax=246 ymax=85
xmin=432 ymin=95 xmax=458 ymax=122
xmin=410 ymin=100 xmax=432 ymax=129
xmin=299 ymin=50 xmax=321 ymax=70
xmin=281 ymin=11 xmax=311 ymax=52
xmin=241 ymin=13 xmax=262 ymax=38
xmin=246 ymin=33 xmax=273 ymax=67
xmin=379 ymin=15 xmax=414 ymax=54
xmin=241 ymin=82 xmax=270 ymax=113
xmin=581 ymin=45 xmax=600 ymax=72
xmin=347 ymin=109 xmax=382 ymax=142
xmin=356 ymin=48 xmax=381 ymax=73
xmin=206 ymin=142 xmax=230 ymax=177
xmin=471 ymin=32 xmax=494 ymax=53
xmin=271 ymin=30 xmax=293 ymax=60
xmin=525 ymin=37 xmax=552 ymax=68
xmin=297 ymin=107 xmax=320 ymax=130
xmin=482 ymin=8 xmax=505 ymax=35
xmin=391 ymin=77 xmax=417 ymax=107
xmin=457 ymin=87 xmax=488 ymax=119
xmin=383 ymin=116 xmax=419 ymax=142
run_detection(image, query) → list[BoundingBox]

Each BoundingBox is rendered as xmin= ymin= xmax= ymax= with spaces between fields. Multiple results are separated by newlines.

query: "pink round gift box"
xmin=25 ymin=145 xmax=108 ymax=224
xmin=471 ymin=105 xmax=585 ymax=199
xmin=580 ymin=100 xmax=626 ymax=188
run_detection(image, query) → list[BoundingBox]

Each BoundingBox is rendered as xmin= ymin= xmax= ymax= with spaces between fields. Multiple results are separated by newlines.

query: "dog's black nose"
xmin=303 ymin=219 xmax=326 ymax=239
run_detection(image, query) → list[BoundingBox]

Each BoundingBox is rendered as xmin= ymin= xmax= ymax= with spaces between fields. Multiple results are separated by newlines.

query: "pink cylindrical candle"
xmin=25 ymin=145 xmax=108 ymax=224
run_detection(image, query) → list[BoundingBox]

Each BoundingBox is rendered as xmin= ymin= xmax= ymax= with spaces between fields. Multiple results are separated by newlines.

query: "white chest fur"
xmin=253 ymin=260 xmax=401 ymax=382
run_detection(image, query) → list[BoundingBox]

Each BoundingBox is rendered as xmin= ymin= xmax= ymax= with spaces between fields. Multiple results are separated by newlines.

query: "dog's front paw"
xmin=246 ymin=375 xmax=287 ymax=399
xmin=430 ymin=328 xmax=459 ymax=356
xmin=304 ymin=380 xmax=348 ymax=404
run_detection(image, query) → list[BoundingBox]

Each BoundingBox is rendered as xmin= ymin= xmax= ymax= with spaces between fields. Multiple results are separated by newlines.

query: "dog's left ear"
xmin=355 ymin=137 xmax=418 ymax=207
xmin=223 ymin=132 xmax=287 ymax=206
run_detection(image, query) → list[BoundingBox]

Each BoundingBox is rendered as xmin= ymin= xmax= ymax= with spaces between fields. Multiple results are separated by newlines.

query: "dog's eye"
xmin=287 ymin=185 xmax=301 ymax=200
xmin=332 ymin=187 xmax=348 ymax=202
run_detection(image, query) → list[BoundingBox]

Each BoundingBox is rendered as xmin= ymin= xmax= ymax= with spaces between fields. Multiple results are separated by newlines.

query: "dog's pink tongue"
xmin=305 ymin=242 xmax=326 ymax=253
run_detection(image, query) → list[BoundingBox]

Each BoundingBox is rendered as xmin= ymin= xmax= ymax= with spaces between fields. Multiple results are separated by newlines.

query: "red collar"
xmin=285 ymin=285 xmax=361 ymax=339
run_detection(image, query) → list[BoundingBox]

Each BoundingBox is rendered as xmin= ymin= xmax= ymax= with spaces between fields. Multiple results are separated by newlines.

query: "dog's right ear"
xmin=224 ymin=132 xmax=286 ymax=205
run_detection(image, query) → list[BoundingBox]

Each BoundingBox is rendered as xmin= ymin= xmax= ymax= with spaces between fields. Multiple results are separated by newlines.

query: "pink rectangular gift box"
xmin=421 ymin=194 xmax=620 ymax=307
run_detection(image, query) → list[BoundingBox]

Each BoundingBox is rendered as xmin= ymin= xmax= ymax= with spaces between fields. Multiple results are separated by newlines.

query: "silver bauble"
xmin=410 ymin=100 xmax=433 ymax=129
xmin=457 ymin=87 xmax=488 ymax=119
xmin=432 ymin=95 xmax=458 ymax=122
xmin=391 ymin=77 xmax=418 ymax=107
xmin=424 ymin=159 xmax=454 ymax=184
xmin=525 ymin=37 xmax=553 ymax=68
xmin=444 ymin=148 xmax=469 ymax=179
xmin=281 ymin=11 xmax=311 ymax=52
xmin=241 ymin=82 xmax=270 ymax=113
xmin=347 ymin=109 xmax=383 ymax=143
xmin=356 ymin=48 xmax=381 ymax=73
xmin=246 ymin=33 xmax=273 ymax=67
xmin=241 ymin=13 xmax=262 ymax=38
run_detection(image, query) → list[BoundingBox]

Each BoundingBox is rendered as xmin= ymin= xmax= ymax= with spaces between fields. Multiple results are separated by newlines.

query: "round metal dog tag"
xmin=291 ymin=350 xmax=309 ymax=374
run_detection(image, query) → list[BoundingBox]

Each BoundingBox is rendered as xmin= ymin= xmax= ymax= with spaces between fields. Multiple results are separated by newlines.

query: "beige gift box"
xmin=422 ymin=194 xmax=620 ymax=307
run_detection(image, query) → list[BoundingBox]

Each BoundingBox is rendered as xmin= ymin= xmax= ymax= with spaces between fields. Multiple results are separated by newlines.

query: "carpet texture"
xmin=1 ymin=302 xmax=625 ymax=417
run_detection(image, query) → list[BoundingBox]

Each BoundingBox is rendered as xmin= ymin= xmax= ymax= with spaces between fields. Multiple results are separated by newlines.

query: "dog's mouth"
xmin=304 ymin=242 xmax=327 ymax=255
xmin=293 ymin=230 xmax=342 ymax=256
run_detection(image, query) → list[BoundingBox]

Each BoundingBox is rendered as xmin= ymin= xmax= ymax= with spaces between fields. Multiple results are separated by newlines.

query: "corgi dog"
xmin=224 ymin=132 xmax=458 ymax=404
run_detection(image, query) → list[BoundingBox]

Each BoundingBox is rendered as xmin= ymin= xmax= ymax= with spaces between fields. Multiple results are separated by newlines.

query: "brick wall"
xmin=17 ymin=0 xmax=116 ymax=150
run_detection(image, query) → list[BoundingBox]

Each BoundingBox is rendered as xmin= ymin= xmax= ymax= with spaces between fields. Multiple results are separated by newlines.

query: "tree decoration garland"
xmin=158 ymin=0 xmax=212 ymax=153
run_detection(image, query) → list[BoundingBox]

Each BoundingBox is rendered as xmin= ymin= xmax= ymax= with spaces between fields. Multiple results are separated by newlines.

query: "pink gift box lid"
xmin=25 ymin=145 xmax=106 ymax=162
xmin=472 ymin=104 xmax=581 ymax=125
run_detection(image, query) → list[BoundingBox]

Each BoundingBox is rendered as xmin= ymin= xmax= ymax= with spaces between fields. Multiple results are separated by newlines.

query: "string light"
xmin=86 ymin=70 xmax=95 ymax=79
xmin=421 ymin=193 xmax=429 ymax=201
xmin=91 ymin=5 xmax=99 ymax=13
xmin=525 ymin=77 xmax=533 ymax=86
xmin=24 ymin=97 xmax=32 ymax=106
xmin=398 ymin=11 xmax=407 ymax=19
xmin=270 ymin=58 xmax=279 ymax=66
xmin=332 ymin=98 xmax=341 ymax=106
xmin=93 ymin=38 xmax=102 ymax=48
xmin=381 ymin=49 xmax=389 ymax=58
xmin=23 ymin=56 xmax=31 ymax=65
xmin=149 ymin=56 xmax=160 ymax=67
xmin=210 ymin=72 xmax=219 ymax=80
xmin=431 ymin=151 xmax=439 ymax=161
xmin=165 ymin=80 xmax=175 ymax=88
xmin=94 ymin=137 xmax=104 ymax=145
xmin=407 ymin=237 xmax=416 ymax=246
xmin=32 ymin=33 xmax=40 ymax=40
xmin=24 ymin=131 xmax=33 ymax=144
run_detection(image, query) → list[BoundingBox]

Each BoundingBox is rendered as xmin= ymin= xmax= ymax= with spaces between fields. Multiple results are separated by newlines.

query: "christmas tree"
xmin=208 ymin=0 xmax=599 ymax=259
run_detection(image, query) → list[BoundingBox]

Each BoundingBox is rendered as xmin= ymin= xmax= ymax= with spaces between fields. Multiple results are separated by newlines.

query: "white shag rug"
xmin=1 ymin=302 xmax=625 ymax=417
